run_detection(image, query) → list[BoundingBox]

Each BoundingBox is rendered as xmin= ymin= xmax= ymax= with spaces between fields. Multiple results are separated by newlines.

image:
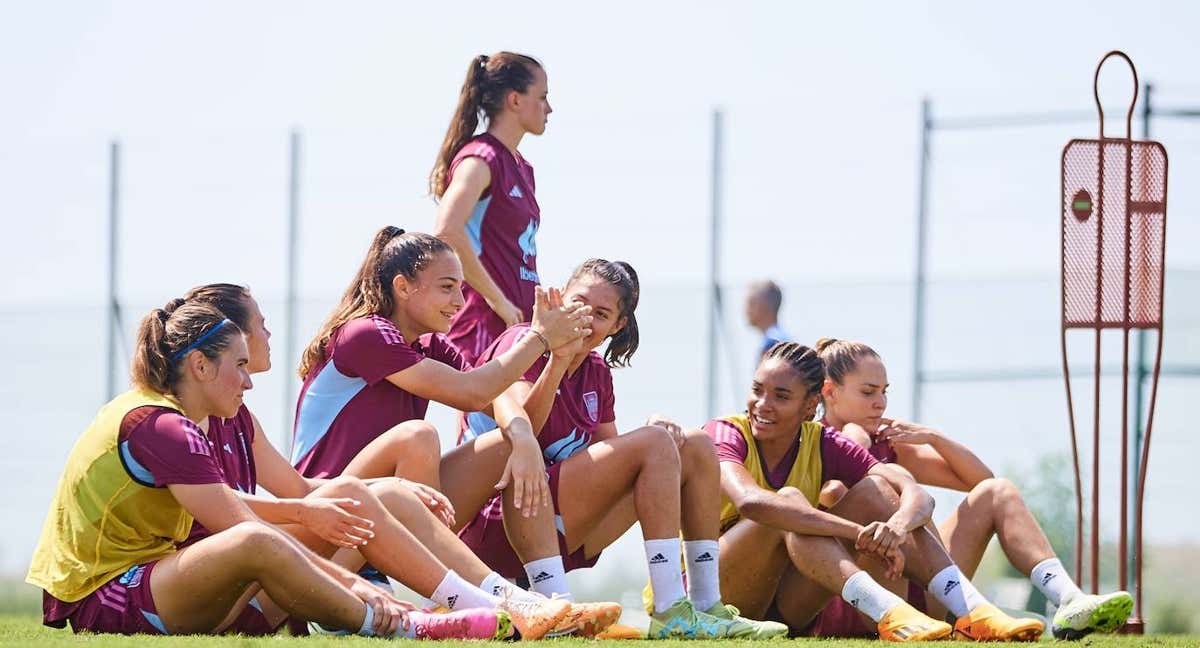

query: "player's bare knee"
xmin=227 ymin=521 xmax=295 ymax=565
xmin=975 ymin=476 xmax=1020 ymax=507
xmin=386 ymin=420 xmax=441 ymax=458
xmin=324 ymin=474 xmax=371 ymax=500
xmin=679 ymin=428 xmax=717 ymax=465
xmin=632 ymin=424 xmax=680 ymax=465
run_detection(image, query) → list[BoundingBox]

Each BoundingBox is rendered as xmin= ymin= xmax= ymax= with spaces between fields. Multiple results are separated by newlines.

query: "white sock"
xmin=841 ymin=570 xmax=905 ymax=623
xmin=481 ymin=571 xmax=538 ymax=602
xmin=1030 ymin=557 xmax=1082 ymax=607
xmin=523 ymin=556 xmax=572 ymax=599
xmin=645 ymin=538 xmax=686 ymax=614
xmin=430 ymin=570 xmax=500 ymax=611
xmin=357 ymin=602 xmax=376 ymax=636
xmin=927 ymin=564 xmax=988 ymax=617
xmin=683 ymin=540 xmax=721 ymax=611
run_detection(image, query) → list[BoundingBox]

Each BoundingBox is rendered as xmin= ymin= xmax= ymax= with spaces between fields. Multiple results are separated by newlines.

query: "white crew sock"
xmin=1030 ymin=558 xmax=1082 ymax=607
xmin=523 ymin=556 xmax=573 ymax=599
xmin=357 ymin=602 xmax=377 ymax=636
xmin=683 ymin=540 xmax=721 ymax=611
xmin=841 ymin=570 xmax=906 ymax=623
xmin=645 ymin=538 xmax=686 ymax=613
xmin=480 ymin=571 xmax=539 ymax=602
xmin=927 ymin=564 xmax=988 ymax=617
xmin=430 ymin=570 xmax=500 ymax=611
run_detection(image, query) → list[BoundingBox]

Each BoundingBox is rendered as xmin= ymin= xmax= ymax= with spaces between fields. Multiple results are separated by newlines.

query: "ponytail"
xmin=814 ymin=338 xmax=880 ymax=386
xmin=131 ymin=299 xmax=241 ymax=394
xmin=430 ymin=52 xmax=542 ymax=198
xmin=567 ymin=258 xmax=640 ymax=368
xmin=298 ymin=226 xmax=453 ymax=379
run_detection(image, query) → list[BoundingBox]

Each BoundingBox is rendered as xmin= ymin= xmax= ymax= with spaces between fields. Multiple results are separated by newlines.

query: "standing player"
xmin=27 ymin=302 xmax=415 ymax=637
xmin=744 ymin=279 xmax=790 ymax=358
xmin=709 ymin=342 xmax=1045 ymax=641
xmin=182 ymin=284 xmax=573 ymax=640
xmin=447 ymin=259 xmax=788 ymax=639
xmin=815 ymin=338 xmax=1134 ymax=640
xmin=431 ymin=52 xmax=549 ymax=364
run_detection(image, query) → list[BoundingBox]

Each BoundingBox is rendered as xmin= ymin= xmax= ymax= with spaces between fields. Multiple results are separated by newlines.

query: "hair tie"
xmin=171 ymin=319 xmax=233 ymax=363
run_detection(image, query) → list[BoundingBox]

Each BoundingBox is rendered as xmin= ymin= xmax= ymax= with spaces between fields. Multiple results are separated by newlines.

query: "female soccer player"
xmin=431 ymin=52 xmax=550 ymax=364
xmin=708 ymin=342 xmax=1045 ymax=641
xmin=182 ymin=284 xmax=574 ymax=639
xmin=816 ymin=338 xmax=1133 ymax=640
xmin=291 ymin=226 xmax=588 ymax=481
xmin=26 ymin=302 xmax=417 ymax=636
xmin=446 ymin=259 xmax=788 ymax=640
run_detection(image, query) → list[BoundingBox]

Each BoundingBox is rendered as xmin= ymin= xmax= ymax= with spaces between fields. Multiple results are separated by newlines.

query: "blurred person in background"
xmin=745 ymin=279 xmax=790 ymax=358
xmin=815 ymin=338 xmax=1134 ymax=641
xmin=432 ymin=52 xmax=551 ymax=365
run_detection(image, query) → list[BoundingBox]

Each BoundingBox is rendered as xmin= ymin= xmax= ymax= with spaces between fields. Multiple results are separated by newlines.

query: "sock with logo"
xmin=841 ymin=570 xmax=905 ymax=623
xmin=1030 ymin=557 xmax=1081 ymax=607
xmin=683 ymin=539 xmax=721 ymax=611
xmin=645 ymin=538 xmax=685 ymax=613
xmin=481 ymin=571 xmax=539 ymax=602
xmin=523 ymin=556 xmax=572 ymax=599
xmin=357 ymin=602 xmax=377 ymax=636
xmin=927 ymin=564 xmax=988 ymax=618
xmin=430 ymin=570 xmax=499 ymax=611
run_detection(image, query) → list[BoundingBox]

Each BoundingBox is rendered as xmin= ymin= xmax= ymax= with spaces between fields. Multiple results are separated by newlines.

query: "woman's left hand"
xmin=397 ymin=479 xmax=456 ymax=528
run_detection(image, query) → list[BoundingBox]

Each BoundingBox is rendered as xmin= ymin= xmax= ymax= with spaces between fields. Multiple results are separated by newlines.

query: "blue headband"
xmin=170 ymin=319 xmax=233 ymax=363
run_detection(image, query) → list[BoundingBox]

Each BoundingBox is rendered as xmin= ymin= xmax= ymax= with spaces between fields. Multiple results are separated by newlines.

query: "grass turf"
xmin=1 ymin=616 xmax=1198 ymax=647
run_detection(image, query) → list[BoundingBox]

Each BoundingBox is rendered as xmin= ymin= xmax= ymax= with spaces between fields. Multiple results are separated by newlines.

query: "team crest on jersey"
xmin=583 ymin=391 xmax=599 ymax=422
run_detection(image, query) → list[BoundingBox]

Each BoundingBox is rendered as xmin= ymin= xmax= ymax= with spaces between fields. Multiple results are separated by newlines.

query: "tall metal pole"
xmin=283 ymin=130 xmax=301 ymax=453
xmin=911 ymin=98 xmax=932 ymax=419
xmin=106 ymin=140 xmax=121 ymax=400
xmin=705 ymin=110 xmax=723 ymax=421
xmin=1131 ymin=81 xmax=1152 ymax=590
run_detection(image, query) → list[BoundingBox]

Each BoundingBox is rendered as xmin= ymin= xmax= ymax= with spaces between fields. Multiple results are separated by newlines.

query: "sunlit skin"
xmin=512 ymin=66 xmax=552 ymax=137
xmin=240 ymin=297 xmax=272 ymax=374
xmin=820 ymin=356 xmax=889 ymax=435
xmin=745 ymin=358 xmax=822 ymax=463
xmin=176 ymin=334 xmax=253 ymax=422
xmin=558 ymin=274 xmax=625 ymax=373
xmin=388 ymin=251 xmax=467 ymax=344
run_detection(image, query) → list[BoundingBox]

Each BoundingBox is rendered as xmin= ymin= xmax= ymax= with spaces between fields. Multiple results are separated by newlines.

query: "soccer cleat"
xmin=1051 ymin=591 xmax=1134 ymax=640
xmin=876 ymin=602 xmax=953 ymax=642
xmin=408 ymin=609 xmax=512 ymax=640
xmin=595 ymin=623 xmax=646 ymax=639
xmin=547 ymin=600 xmax=623 ymax=637
xmin=703 ymin=602 xmax=789 ymax=639
xmin=952 ymin=603 xmax=1043 ymax=641
xmin=649 ymin=597 xmax=776 ymax=639
xmin=496 ymin=595 xmax=571 ymax=640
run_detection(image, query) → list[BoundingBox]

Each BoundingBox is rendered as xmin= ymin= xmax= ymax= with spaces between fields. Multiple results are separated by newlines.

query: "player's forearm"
xmin=929 ymin=434 xmax=994 ymax=489
xmin=523 ymin=356 xmax=570 ymax=435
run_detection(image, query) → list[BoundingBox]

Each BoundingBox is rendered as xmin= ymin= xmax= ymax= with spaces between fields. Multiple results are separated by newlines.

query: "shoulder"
xmin=337 ymin=315 xmax=408 ymax=348
xmin=584 ymin=351 xmax=612 ymax=376
xmin=454 ymin=135 xmax=501 ymax=164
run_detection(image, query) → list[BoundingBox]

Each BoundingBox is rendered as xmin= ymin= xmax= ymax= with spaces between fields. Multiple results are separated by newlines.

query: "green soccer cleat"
xmin=1051 ymin=591 xmax=1134 ymax=640
xmin=649 ymin=598 xmax=780 ymax=639
xmin=703 ymin=602 xmax=788 ymax=639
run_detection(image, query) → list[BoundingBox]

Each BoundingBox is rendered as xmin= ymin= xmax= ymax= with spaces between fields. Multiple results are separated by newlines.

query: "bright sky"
xmin=3 ymin=1 xmax=1199 ymax=577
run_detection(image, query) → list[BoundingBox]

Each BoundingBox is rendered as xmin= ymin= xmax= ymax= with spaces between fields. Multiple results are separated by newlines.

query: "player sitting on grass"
xmin=707 ymin=342 xmax=1045 ymax=641
xmin=815 ymin=337 xmax=1134 ymax=640
xmin=181 ymin=283 xmax=580 ymax=640
xmin=26 ymin=302 xmax=492 ymax=638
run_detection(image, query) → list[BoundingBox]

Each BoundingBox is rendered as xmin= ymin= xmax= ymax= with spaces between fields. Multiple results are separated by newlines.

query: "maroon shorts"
xmin=806 ymin=582 xmax=928 ymax=637
xmin=457 ymin=462 xmax=600 ymax=578
xmin=45 ymin=562 xmax=167 ymax=635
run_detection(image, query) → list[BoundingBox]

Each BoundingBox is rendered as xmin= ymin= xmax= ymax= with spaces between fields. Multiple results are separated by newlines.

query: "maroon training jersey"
xmin=292 ymin=315 xmax=469 ymax=478
xmin=820 ymin=417 xmax=899 ymax=464
xmin=445 ymin=133 xmax=541 ymax=365
xmin=182 ymin=405 xmax=259 ymax=547
xmin=706 ymin=419 xmax=878 ymax=489
xmin=466 ymin=324 xmax=615 ymax=465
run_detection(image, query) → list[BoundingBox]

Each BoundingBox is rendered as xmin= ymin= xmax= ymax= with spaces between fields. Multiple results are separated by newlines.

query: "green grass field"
xmin=0 ymin=616 xmax=1196 ymax=647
